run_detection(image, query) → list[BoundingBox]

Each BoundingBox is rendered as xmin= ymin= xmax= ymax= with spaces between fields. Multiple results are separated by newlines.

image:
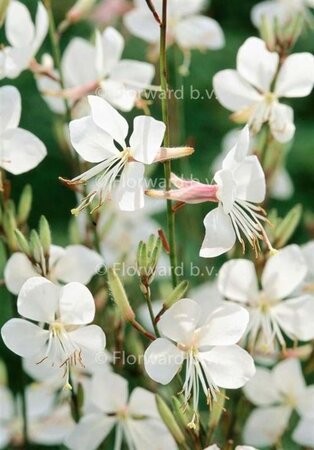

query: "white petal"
xmin=128 ymin=387 xmax=159 ymax=418
xmin=275 ymin=53 xmax=314 ymax=98
xmin=262 ymin=244 xmax=307 ymax=299
xmin=269 ymin=102 xmax=295 ymax=143
xmin=251 ymin=1 xmax=289 ymax=27
xmin=213 ymin=69 xmax=262 ymax=112
xmin=115 ymin=161 xmax=145 ymax=212
xmin=31 ymin=404 xmax=74 ymax=445
xmin=0 ymin=85 xmax=21 ymax=133
xmin=270 ymin=167 xmax=294 ymax=200
xmin=91 ymin=372 xmax=128 ymax=413
xmin=88 ymin=95 xmax=128 ymax=147
xmin=243 ymin=367 xmax=282 ymax=406
xmin=237 ymin=37 xmax=279 ymax=92
xmin=243 ymin=406 xmax=291 ymax=447
xmin=200 ymin=206 xmax=236 ymax=258
xmin=32 ymin=2 xmax=49 ymax=54
xmin=221 ymin=125 xmax=250 ymax=170
xmin=110 ymin=59 xmax=155 ymax=93
xmin=17 ymin=277 xmax=59 ymax=323
xmin=99 ymin=79 xmax=138 ymax=112
xmin=1 ymin=318 xmax=49 ymax=358
xmin=174 ymin=16 xmax=224 ymax=50
xmin=198 ymin=304 xmax=249 ymax=346
xmin=272 ymin=358 xmax=305 ymax=398
xmin=5 ymin=0 xmax=34 ymax=47
xmin=1 ymin=128 xmax=47 ymax=175
xmin=234 ymin=155 xmax=266 ymax=203
xmin=4 ymin=252 xmax=38 ymax=295
xmin=297 ymin=386 xmax=314 ymax=419
xmin=54 ymin=245 xmax=103 ymax=284
xmin=128 ymin=417 xmax=177 ymax=450
xmin=272 ymin=295 xmax=314 ymax=341
xmin=123 ymin=9 xmax=160 ymax=44
xmin=59 ymin=283 xmax=95 ymax=325
xmin=293 ymin=418 xmax=314 ymax=447
xmin=96 ymin=27 xmax=124 ymax=77
xmin=218 ymin=259 xmax=259 ymax=303
xmin=67 ymin=325 xmax=106 ymax=367
xmin=130 ymin=116 xmax=166 ymax=164
xmin=0 ymin=386 xmax=14 ymax=421
xmin=302 ymin=241 xmax=314 ymax=278
xmin=144 ymin=338 xmax=184 ymax=384
xmin=0 ymin=425 xmax=10 ymax=449
xmin=158 ymin=298 xmax=201 ymax=344
xmin=214 ymin=169 xmax=236 ymax=214
xmin=65 ymin=414 xmax=115 ymax=450
xmin=62 ymin=38 xmax=97 ymax=87
xmin=69 ymin=116 xmax=117 ymax=163
xmin=200 ymin=345 xmax=255 ymax=389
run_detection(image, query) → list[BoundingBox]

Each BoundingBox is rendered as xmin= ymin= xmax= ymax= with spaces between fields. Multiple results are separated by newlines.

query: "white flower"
xmin=0 ymin=383 xmax=74 ymax=447
xmin=0 ymin=1 xmax=48 ymax=79
xmin=37 ymin=26 xmax=155 ymax=113
xmin=0 ymin=85 xmax=46 ymax=174
xmin=201 ymin=126 xmax=267 ymax=257
xmin=4 ymin=244 xmax=103 ymax=295
xmin=212 ymin=128 xmax=294 ymax=201
xmin=1 ymin=277 xmax=106 ymax=388
xmin=301 ymin=240 xmax=314 ymax=292
xmin=124 ymin=0 xmax=224 ymax=51
xmin=218 ymin=244 xmax=314 ymax=352
xmin=251 ymin=0 xmax=314 ymax=27
xmin=67 ymin=95 xmax=165 ymax=213
xmin=144 ymin=298 xmax=255 ymax=424
xmin=243 ymin=358 xmax=314 ymax=447
xmin=65 ymin=372 xmax=177 ymax=450
xmin=213 ymin=37 xmax=314 ymax=143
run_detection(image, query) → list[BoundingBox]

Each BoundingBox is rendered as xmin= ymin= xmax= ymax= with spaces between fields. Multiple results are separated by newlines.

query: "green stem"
xmin=144 ymin=287 xmax=160 ymax=337
xmin=44 ymin=0 xmax=71 ymax=123
xmin=159 ymin=0 xmax=178 ymax=288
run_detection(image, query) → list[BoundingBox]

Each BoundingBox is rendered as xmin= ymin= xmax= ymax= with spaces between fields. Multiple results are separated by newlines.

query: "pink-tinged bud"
xmin=45 ymin=80 xmax=99 ymax=102
xmin=66 ymin=0 xmax=97 ymax=23
xmin=146 ymin=174 xmax=219 ymax=204
xmin=154 ymin=147 xmax=194 ymax=163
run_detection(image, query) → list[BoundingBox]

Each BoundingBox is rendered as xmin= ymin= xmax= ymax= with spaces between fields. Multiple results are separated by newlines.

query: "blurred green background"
xmin=0 ymin=1 xmax=314 ymax=448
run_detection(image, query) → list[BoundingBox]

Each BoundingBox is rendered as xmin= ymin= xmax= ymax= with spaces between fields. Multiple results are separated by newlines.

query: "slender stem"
xmin=144 ymin=287 xmax=160 ymax=337
xmin=159 ymin=0 xmax=178 ymax=287
xmin=131 ymin=319 xmax=156 ymax=341
xmin=44 ymin=0 xmax=71 ymax=123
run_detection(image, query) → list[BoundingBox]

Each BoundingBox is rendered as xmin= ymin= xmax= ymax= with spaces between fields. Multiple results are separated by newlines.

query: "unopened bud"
xmin=164 ymin=281 xmax=189 ymax=309
xmin=172 ymin=396 xmax=190 ymax=429
xmin=68 ymin=217 xmax=82 ymax=244
xmin=17 ymin=184 xmax=32 ymax=225
xmin=154 ymin=146 xmax=194 ymax=163
xmin=108 ymin=268 xmax=135 ymax=322
xmin=29 ymin=230 xmax=44 ymax=265
xmin=15 ymin=230 xmax=31 ymax=256
xmin=3 ymin=201 xmax=17 ymax=251
xmin=284 ymin=13 xmax=304 ymax=49
xmin=260 ymin=15 xmax=276 ymax=51
xmin=208 ymin=389 xmax=226 ymax=430
xmin=39 ymin=215 xmax=51 ymax=256
xmin=66 ymin=0 xmax=97 ymax=23
xmin=156 ymin=395 xmax=186 ymax=445
xmin=274 ymin=204 xmax=302 ymax=248
xmin=137 ymin=235 xmax=162 ymax=288
xmin=0 ymin=0 xmax=10 ymax=26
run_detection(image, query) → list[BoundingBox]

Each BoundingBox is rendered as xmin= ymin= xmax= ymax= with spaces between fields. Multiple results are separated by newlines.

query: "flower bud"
xmin=29 ymin=230 xmax=44 ymax=266
xmin=3 ymin=201 xmax=17 ymax=251
xmin=15 ymin=229 xmax=31 ymax=256
xmin=260 ymin=15 xmax=276 ymax=51
xmin=172 ymin=396 xmax=191 ymax=429
xmin=208 ymin=389 xmax=226 ymax=430
xmin=39 ymin=215 xmax=51 ymax=256
xmin=154 ymin=146 xmax=194 ymax=163
xmin=164 ymin=281 xmax=189 ymax=309
xmin=66 ymin=0 xmax=97 ymax=23
xmin=0 ymin=0 xmax=10 ymax=27
xmin=108 ymin=268 xmax=135 ymax=322
xmin=274 ymin=204 xmax=302 ymax=248
xmin=136 ymin=235 xmax=162 ymax=289
xmin=17 ymin=184 xmax=32 ymax=225
xmin=156 ymin=395 xmax=186 ymax=445
xmin=283 ymin=13 xmax=304 ymax=49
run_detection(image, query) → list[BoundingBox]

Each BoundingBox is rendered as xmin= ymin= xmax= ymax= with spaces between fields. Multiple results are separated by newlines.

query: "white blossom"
xmin=0 ymin=85 xmax=46 ymax=174
xmin=65 ymin=372 xmax=177 ymax=450
xmin=251 ymin=0 xmax=314 ymax=27
xmin=67 ymin=95 xmax=165 ymax=213
xmin=243 ymin=358 xmax=314 ymax=447
xmin=0 ymin=1 xmax=48 ymax=79
xmin=144 ymin=298 xmax=255 ymax=425
xmin=1 ymin=277 xmax=106 ymax=388
xmin=4 ymin=244 xmax=103 ymax=295
xmin=213 ymin=37 xmax=314 ymax=142
xmin=218 ymin=244 xmax=314 ymax=352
